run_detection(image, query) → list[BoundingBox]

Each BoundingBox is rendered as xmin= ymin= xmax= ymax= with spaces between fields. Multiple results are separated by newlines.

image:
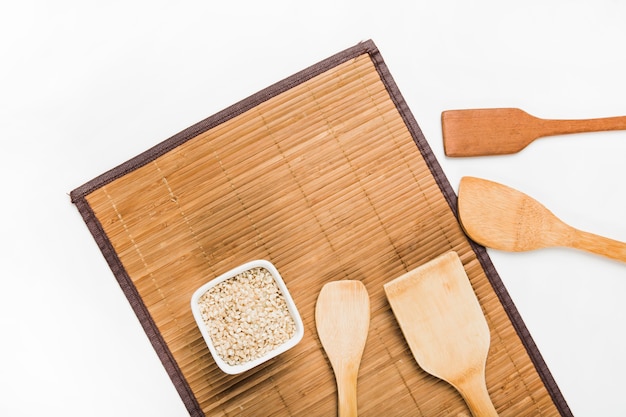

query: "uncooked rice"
xmin=198 ymin=267 xmax=296 ymax=366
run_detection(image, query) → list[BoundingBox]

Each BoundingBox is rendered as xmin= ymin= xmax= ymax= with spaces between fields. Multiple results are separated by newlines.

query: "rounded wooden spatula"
xmin=442 ymin=108 xmax=626 ymax=156
xmin=384 ymin=252 xmax=499 ymax=417
xmin=457 ymin=176 xmax=626 ymax=263
xmin=316 ymin=280 xmax=370 ymax=417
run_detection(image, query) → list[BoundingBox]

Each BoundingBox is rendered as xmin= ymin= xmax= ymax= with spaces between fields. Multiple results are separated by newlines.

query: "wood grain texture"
xmin=316 ymin=281 xmax=370 ymax=417
xmin=458 ymin=176 xmax=626 ymax=263
xmin=442 ymin=108 xmax=626 ymax=156
xmin=385 ymin=251 xmax=498 ymax=417
xmin=73 ymin=44 xmax=570 ymax=416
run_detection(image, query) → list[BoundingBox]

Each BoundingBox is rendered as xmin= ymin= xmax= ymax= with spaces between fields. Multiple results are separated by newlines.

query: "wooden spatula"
xmin=458 ymin=176 xmax=626 ymax=263
xmin=384 ymin=252 xmax=498 ymax=417
xmin=442 ymin=108 xmax=626 ymax=156
xmin=316 ymin=280 xmax=370 ymax=417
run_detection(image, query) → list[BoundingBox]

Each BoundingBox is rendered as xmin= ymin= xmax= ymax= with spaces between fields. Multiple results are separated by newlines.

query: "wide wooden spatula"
xmin=442 ymin=108 xmax=626 ymax=156
xmin=316 ymin=280 xmax=370 ymax=417
xmin=384 ymin=252 xmax=498 ymax=417
xmin=458 ymin=176 xmax=626 ymax=263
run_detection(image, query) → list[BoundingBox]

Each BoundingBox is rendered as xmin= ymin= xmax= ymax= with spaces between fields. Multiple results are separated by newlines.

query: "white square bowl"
xmin=190 ymin=259 xmax=304 ymax=374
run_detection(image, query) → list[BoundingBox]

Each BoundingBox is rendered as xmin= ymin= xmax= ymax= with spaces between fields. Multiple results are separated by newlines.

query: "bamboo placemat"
xmin=71 ymin=40 xmax=572 ymax=416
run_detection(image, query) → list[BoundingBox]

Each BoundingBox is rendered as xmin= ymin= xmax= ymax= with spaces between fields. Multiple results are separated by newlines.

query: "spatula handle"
xmin=571 ymin=229 xmax=626 ymax=263
xmin=457 ymin=373 xmax=499 ymax=417
xmin=539 ymin=115 xmax=626 ymax=137
xmin=337 ymin=371 xmax=358 ymax=417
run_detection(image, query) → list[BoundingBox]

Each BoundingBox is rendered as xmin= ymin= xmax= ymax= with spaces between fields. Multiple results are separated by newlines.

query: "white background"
xmin=1 ymin=1 xmax=625 ymax=416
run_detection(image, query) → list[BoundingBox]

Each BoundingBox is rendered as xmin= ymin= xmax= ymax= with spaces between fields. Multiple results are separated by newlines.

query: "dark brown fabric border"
xmin=365 ymin=43 xmax=572 ymax=416
xmin=71 ymin=39 xmax=572 ymax=416
xmin=72 ymin=196 xmax=204 ymax=415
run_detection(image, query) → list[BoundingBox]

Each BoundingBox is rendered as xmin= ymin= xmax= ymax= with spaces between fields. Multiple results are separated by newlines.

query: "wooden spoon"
xmin=442 ymin=108 xmax=626 ymax=156
xmin=458 ymin=176 xmax=626 ymax=262
xmin=384 ymin=251 xmax=498 ymax=417
xmin=316 ymin=280 xmax=370 ymax=417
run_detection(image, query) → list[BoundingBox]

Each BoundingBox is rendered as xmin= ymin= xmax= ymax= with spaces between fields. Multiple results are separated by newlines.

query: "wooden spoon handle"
xmin=337 ymin=371 xmax=358 ymax=417
xmin=537 ymin=115 xmax=626 ymax=137
xmin=457 ymin=373 xmax=499 ymax=417
xmin=571 ymin=229 xmax=626 ymax=263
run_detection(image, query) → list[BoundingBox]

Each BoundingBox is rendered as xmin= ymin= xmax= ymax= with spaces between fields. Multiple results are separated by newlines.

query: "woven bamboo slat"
xmin=71 ymin=41 xmax=571 ymax=416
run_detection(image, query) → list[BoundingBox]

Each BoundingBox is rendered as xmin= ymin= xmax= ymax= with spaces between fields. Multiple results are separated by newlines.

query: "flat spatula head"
xmin=442 ymin=108 xmax=539 ymax=156
xmin=384 ymin=252 xmax=490 ymax=385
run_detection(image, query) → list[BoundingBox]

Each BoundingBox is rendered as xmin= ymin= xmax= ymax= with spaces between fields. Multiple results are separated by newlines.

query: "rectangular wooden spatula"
xmin=442 ymin=108 xmax=626 ymax=156
xmin=384 ymin=251 xmax=499 ymax=417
